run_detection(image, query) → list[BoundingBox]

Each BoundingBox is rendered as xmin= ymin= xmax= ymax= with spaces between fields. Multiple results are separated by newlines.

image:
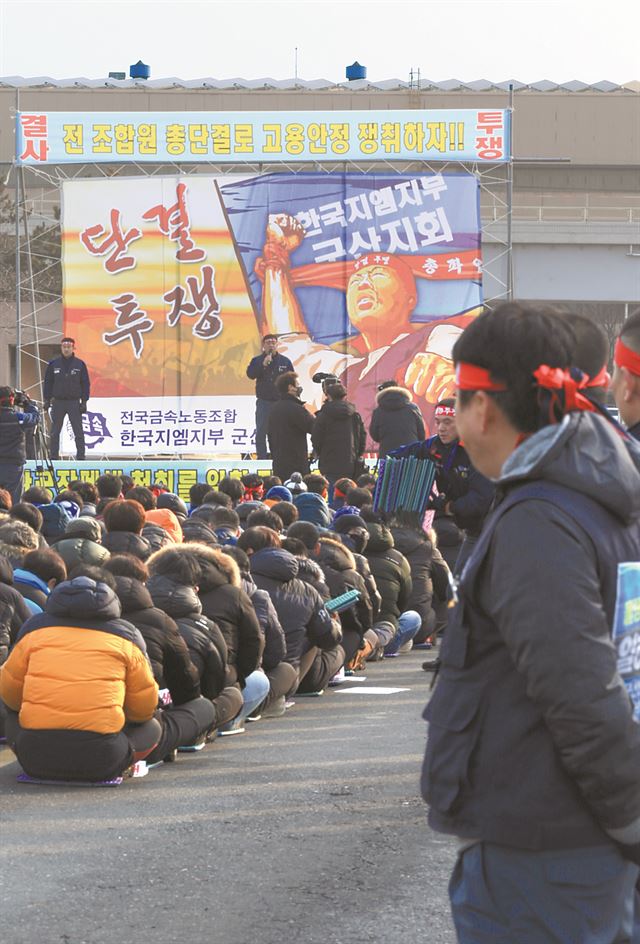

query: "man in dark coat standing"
xmin=268 ymin=372 xmax=314 ymax=482
xmin=312 ymin=383 xmax=366 ymax=485
xmin=43 ymin=337 xmax=90 ymax=461
xmin=369 ymin=382 xmax=425 ymax=458
xmin=246 ymin=335 xmax=293 ymax=459
xmin=0 ymin=387 xmax=39 ymax=505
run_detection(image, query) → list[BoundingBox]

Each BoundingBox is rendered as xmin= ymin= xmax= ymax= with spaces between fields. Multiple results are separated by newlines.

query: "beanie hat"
xmin=284 ymin=472 xmax=307 ymax=495
xmin=332 ymin=513 xmax=367 ymax=534
xmin=332 ymin=505 xmax=361 ymax=522
xmin=266 ymin=485 xmax=293 ymax=503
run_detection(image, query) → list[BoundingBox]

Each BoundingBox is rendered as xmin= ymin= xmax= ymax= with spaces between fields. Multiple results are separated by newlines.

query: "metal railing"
xmin=482 ymin=204 xmax=640 ymax=224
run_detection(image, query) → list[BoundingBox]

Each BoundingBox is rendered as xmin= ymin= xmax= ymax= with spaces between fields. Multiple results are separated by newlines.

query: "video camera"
xmin=312 ymin=372 xmax=339 ymax=395
xmin=13 ymin=389 xmax=32 ymax=408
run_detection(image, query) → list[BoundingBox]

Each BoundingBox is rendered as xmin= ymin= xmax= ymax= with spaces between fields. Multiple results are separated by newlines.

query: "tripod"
xmin=27 ymin=402 xmax=60 ymax=497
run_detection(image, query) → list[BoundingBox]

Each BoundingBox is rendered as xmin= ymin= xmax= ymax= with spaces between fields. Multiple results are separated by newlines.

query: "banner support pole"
xmin=14 ymin=88 xmax=22 ymax=388
xmin=506 ymin=83 xmax=514 ymax=300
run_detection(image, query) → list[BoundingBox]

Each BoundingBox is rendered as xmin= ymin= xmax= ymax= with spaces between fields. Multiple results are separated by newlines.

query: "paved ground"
xmin=0 ymin=651 xmax=458 ymax=944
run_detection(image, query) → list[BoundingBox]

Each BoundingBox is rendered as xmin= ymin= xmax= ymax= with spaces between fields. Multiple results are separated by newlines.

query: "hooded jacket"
xmin=147 ymin=573 xmax=226 ymax=701
xmin=0 ymin=556 xmax=33 ymax=664
xmin=311 ymin=399 xmax=366 ymax=482
xmin=422 ymin=413 xmax=640 ymax=858
xmin=389 ymin=525 xmax=436 ymax=630
xmin=102 ymin=530 xmax=152 ymax=561
xmin=369 ymin=386 xmax=425 ymax=458
xmin=157 ymin=545 xmax=263 ymax=688
xmin=12 ymin=567 xmax=51 ymax=616
xmin=248 ymin=547 xmax=341 ymax=667
xmin=268 ymin=393 xmax=314 ymax=482
xmin=52 ymin=518 xmax=110 ymax=572
xmin=145 ymin=508 xmax=182 ymax=545
xmin=315 ymin=537 xmax=372 ymax=638
xmin=0 ymin=576 xmax=157 ymax=734
xmin=364 ymin=523 xmax=413 ymax=628
xmin=181 ymin=517 xmax=219 ymax=547
xmin=111 ymin=573 xmax=200 ymax=706
xmin=239 ymin=570 xmax=287 ymax=672
xmin=293 ymin=491 xmax=333 ymax=529
xmin=0 ymin=520 xmax=40 ymax=568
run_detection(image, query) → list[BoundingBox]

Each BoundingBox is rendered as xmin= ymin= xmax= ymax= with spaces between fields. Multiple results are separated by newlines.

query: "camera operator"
xmin=0 ymin=387 xmax=39 ymax=505
xmin=311 ymin=376 xmax=366 ymax=486
xmin=43 ymin=337 xmax=90 ymax=461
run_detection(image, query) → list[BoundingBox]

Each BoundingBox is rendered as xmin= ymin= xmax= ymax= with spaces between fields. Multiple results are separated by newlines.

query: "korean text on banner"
xmin=17 ymin=109 xmax=510 ymax=165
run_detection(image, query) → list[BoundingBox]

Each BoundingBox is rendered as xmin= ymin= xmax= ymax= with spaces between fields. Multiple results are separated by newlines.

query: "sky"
xmin=1 ymin=0 xmax=638 ymax=85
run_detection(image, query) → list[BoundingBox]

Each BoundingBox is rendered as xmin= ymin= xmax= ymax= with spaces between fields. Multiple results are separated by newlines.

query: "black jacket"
xmin=146 ymin=574 xmax=226 ymax=701
xmin=181 ymin=517 xmax=219 ymax=547
xmin=246 ymin=352 xmax=294 ymax=401
xmin=369 ymin=387 xmax=425 ymax=458
xmin=240 ymin=572 xmax=287 ymax=672
xmin=43 ymin=355 xmax=90 ymax=401
xmin=268 ymin=394 xmax=314 ymax=481
xmin=102 ymin=531 xmax=152 ymax=561
xmin=0 ymin=556 xmax=32 ymax=664
xmin=389 ymin=525 xmax=435 ymax=631
xmin=181 ymin=545 xmax=264 ymax=687
xmin=312 ymin=399 xmax=366 ymax=481
xmin=364 ymin=523 xmax=413 ymax=628
xmin=111 ymin=574 xmax=200 ymax=705
xmin=249 ymin=548 xmax=341 ymax=667
xmin=315 ymin=537 xmax=372 ymax=638
xmin=422 ymin=412 xmax=640 ymax=858
xmin=0 ymin=403 xmax=39 ymax=463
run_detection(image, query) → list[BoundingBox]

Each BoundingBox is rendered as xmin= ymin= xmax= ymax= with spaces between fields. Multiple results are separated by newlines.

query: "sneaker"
xmin=177 ymin=740 xmax=206 ymax=753
xmin=246 ymin=712 xmax=262 ymax=723
xmin=218 ymin=720 xmax=246 ymax=737
xmin=262 ymin=696 xmax=286 ymax=718
xmin=284 ymin=699 xmax=296 ymax=710
xmin=328 ymin=667 xmax=346 ymax=686
xmin=295 ymin=689 xmax=324 ymax=697
xmin=398 ymin=639 xmax=414 ymax=654
xmin=384 ymin=651 xmax=400 ymax=658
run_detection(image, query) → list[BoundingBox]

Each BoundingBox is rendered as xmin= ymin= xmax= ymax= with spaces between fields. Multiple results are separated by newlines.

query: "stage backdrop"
xmin=61 ymin=172 xmax=482 ymax=456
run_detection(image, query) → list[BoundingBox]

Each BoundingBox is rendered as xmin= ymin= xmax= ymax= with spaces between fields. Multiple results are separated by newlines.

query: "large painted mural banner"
xmin=61 ymin=172 xmax=482 ymax=455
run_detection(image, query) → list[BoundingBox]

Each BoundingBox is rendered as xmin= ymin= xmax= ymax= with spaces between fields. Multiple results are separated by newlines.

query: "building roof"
xmin=0 ymin=76 xmax=638 ymax=93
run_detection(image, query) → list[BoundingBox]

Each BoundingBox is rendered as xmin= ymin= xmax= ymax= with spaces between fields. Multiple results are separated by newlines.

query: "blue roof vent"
xmin=130 ymin=60 xmax=151 ymax=80
xmin=345 ymin=61 xmax=367 ymax=82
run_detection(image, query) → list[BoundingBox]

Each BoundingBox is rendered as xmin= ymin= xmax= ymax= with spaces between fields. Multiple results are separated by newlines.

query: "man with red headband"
xmin=421 ymin=303 xmax=640 ymax=942
xmin=612 ymin=309 xmax=640 ymax=441
xmin=0 ymin=387 xmax=39 ymax=505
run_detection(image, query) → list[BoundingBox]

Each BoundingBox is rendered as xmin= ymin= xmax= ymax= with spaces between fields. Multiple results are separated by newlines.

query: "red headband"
xmin=533 ymin=365 xmax=598 ymax=417
xmin=615 ymin=338 xmax=640 ymax=377
xmin=434 ymin=405 xmax=456 ymax=418
xmin=585 ymin=364 xmax=611 ymax=389
xmin=455 ymin=362 xmax=507 ymax=392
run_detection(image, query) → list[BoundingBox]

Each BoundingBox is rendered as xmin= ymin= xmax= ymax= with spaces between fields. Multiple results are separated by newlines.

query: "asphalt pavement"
xmin=0 ymin=651 xmax=458 ymax=944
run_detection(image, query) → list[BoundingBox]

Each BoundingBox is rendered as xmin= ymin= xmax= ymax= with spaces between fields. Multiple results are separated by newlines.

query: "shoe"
xmin=163 ymin=749 xmax=178 ymax=762
xmin=177 ymin=740 xmax=206 ymax=753
xmin=422 ymin=658 xmax=441 ymax=673
xmin=398 ymin=639 xmax=414 ymax=654
xmin=262 ymin=696 xmax=286 ymax=718
xmin=246 ymin=712 xmax=261 ymax=723
xmin=295 ymin=689 xmax=324 ymax=697
xmin=218 ymin=720 xmax=246 ymax=736
xmin=328 ymin=667 xmax=346 ymax=686
xmin=284 ymin=699 xmax=296 ymax=710
xmin=384 ymin=652 xmax=400 ymax=658
xmin=412 ymin=641 xmax=434 ymax=650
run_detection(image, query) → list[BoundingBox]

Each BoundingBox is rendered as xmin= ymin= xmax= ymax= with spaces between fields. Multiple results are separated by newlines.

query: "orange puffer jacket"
xmin=0 ymin=576 xmax=158 ymax=734
xmin=146 ymin=508 xmax=182 ymax=545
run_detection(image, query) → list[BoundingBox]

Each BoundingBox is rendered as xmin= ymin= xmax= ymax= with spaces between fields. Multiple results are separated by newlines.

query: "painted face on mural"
xmin=346 ymin=264 xmax=417 ymax=338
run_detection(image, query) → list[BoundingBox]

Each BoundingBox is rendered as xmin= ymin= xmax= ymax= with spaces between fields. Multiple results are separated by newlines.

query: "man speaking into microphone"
xmin=246 ymin=334 xmax=293 ymax=459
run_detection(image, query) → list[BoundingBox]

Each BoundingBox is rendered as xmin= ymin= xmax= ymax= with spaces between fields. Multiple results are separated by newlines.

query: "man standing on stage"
xmin=246 ymin=334 xmax=293 ymax=459
xmin=44 ymin=337 xmax=90 ymax=461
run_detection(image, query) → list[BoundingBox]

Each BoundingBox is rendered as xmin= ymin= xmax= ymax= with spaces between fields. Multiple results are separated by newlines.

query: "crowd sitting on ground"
xmin=0 ymin=467 xmax=449 ymax=783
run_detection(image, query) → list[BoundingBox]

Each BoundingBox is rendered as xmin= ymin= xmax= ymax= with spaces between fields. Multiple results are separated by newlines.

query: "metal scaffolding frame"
xmin=12 ymin=96 xmax=514 ymax=401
